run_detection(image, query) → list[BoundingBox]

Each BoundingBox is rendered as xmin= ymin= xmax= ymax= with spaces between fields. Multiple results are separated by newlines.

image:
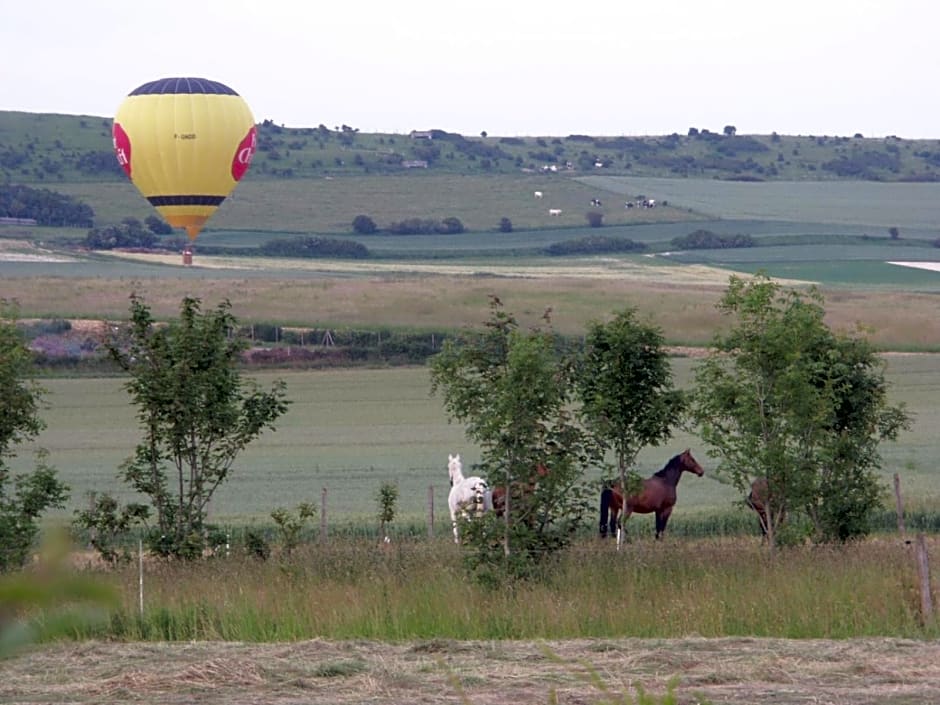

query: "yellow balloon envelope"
xmin=113 ymin=77 xmax=256 ymax=241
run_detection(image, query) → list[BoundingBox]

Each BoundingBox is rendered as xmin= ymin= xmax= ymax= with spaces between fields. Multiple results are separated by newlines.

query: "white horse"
xmin=447 ymin=453 xmax=492 ymax=543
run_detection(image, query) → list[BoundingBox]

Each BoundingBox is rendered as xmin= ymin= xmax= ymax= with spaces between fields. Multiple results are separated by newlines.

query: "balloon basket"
xmin=182 ymin=247 xmax=193 ymax=266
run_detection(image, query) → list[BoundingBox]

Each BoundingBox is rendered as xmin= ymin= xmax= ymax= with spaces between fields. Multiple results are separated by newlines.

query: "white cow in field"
xmin=549 ymin=208 xmax=562 ymax=216
xmin=534 ymin=191 xmax=543 ymax=199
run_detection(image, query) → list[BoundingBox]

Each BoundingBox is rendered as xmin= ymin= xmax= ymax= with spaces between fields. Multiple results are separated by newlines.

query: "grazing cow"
xmin=548 ymin=208 xmax=562 ymax=216
xmin=534 ymin=191 xmax=543 ymax=199
xmin=625 ymin=201 xmax=634 ymax=209
xmin=590 ymin=198 xmax=602 ymax=207
xmin=643 ymin=198 xmax=657 ymax=208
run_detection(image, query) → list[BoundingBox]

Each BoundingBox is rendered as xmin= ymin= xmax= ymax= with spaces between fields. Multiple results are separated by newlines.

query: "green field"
xmin=15 ymin=355 xmax=939 ymax=529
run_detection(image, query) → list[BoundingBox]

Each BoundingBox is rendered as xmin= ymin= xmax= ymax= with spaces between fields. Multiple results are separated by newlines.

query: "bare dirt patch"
xmin=4 ymin=638 xmax=938 ymax=705
xmin=95 ymin=249 xmax=804 ymax=286
xmin=0 ymin=238 xmax=76 ymax=263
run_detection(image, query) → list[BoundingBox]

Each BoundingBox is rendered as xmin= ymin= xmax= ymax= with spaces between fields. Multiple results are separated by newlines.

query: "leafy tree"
xmin=585 ymin=211 xmax=603 ymax=228
xmin=105 ymin=295 xmax=291 ymax=559
xmin=73 ymin=493 xmax=149 ymax=565
xmin=690 ymin=275 xmax=911 ymax=549
xmin=352 ymin=214 xmax=377 ymax=234
xmin=438 ymin=216 xmax=464 ymax=234
xmin=576 ymin=308 xmax=685 ymax=500
xmin=144 ymin=214 xmax=173 ymax=235
xmin=888 ymin=226 xmax=900 ymax=240
xmin=498 ymin=217 xmax=513 ymax=233
xmin=0 ymin=301 xmax=69 ymax=572
xmin=271 ymin=502 xmax=316 ymax=558
xmin=723 ymin=125 xmax=737 ymax=136
xmin=430 ymin=298 xmax=595 ymax=583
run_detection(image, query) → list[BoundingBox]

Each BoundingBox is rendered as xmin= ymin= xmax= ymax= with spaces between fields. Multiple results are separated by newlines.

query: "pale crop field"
xmin=580 ymin=174 xmax=940 ymax=232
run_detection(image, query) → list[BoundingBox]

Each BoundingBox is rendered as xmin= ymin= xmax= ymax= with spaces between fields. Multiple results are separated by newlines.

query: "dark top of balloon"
xmin=127 ymin=78 xmax=239 ymax=97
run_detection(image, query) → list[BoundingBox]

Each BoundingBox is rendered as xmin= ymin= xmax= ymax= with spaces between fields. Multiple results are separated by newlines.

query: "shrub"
xmin=352 ymin=214 xmax=377 ymax=234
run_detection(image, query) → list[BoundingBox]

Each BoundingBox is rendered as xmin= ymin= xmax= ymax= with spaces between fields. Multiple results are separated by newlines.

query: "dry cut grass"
xmin=5 ymin=637 xmax=940 ymax=705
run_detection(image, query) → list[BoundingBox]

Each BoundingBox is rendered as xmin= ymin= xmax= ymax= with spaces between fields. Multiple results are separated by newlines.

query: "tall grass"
xmin=56 ymin=536 xmax=937 ymax=644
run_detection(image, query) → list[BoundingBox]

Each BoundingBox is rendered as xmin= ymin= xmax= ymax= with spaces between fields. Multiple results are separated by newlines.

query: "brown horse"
xmin=491 ymin=463 xmax=549 ymax=516
xmin=746 ymin=476 xmax=787 ymax=536
xmin=599 ymin=449 xmax=704 ymax=540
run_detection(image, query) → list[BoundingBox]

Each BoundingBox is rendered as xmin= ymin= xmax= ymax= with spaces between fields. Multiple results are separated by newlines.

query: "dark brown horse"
xmin=599 ymin=449 xmax=704 ymax=540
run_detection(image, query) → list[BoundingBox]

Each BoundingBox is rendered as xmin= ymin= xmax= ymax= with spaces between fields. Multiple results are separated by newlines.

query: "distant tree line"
xmin=353 ymin=214 xmax=465 ymax=236
xmin=671 ymin=229 xmax=755 ymax=249
xmin=0 ymin=184 xmax=94 ymax=227
xmin=544 ymin=236 xmax=647 ymax=256
xmin=84 ymin=217 xmax=178 ymax=250
xmin=258 ymin=236 xmax=369 ymax=259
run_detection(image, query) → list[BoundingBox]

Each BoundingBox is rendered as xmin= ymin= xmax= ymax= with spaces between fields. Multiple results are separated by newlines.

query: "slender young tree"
xmin=691 ymin=275 xmax=911 ymax=548
xmin=430 ymin=297 xmax=595 ymax=581
xmin=576 ymin=308 xmax=685 ymax=505
xmin=106 ymin=294 xmax=290 ymax=559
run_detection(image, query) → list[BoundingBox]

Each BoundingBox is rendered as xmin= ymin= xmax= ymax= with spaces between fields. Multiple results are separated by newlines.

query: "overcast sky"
xmin=3 ymin=0 xmax=938 ymax=138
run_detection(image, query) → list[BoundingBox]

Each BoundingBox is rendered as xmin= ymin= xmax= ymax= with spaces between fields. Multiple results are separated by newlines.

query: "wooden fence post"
xmin=916 ymin=533 xmax=934 ymax=624
xmin=894 ymin=473 xmax=906 ymax=538
xmin=428 ymin=485 xmax=435 ymax=539
xmin=320 ymin=487 xmax=328 ymax=544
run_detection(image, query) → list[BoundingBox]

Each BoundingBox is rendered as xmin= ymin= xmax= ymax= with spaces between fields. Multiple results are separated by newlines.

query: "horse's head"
xmin=679 ymin=449 xmax=705 ymax=477
xmin=448 ymin=453 xmax=463 ymax=486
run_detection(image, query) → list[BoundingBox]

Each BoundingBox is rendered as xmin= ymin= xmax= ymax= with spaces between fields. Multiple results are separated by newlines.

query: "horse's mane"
xmin=652 ymin=452 xmax=683 ymax=479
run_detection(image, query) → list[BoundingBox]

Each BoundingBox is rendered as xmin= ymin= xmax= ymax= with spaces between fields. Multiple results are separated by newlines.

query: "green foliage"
xmin=430 ymin=298 xmax=597 ymax=583
xmin=691 ymin=274 xmax=912 ymax=548
xmin=0 ymin=451 xmax=68 ymax=572
xmin=258 ymin=236 xmax=369 ymax=259
xmin=385 ymin=216 xmax=465 ymax=235
xmin=73 ymin=493 xmax=149 ymax=565
xmin=376 ymin=482 xmax=398 ymax=538
xmin=585 ymin=211 xmax=604 ymax=228
xmin=498 ymin=217 xmax=513 ymax=233
xmin=577 ymin=308 xmax=684 ymax=492
xmin=244 ymin=529 xmax=270 ymax=561
xmin=144 ymin=214 xmax=173 ymax=235
xmin=544 ymin=236 xmax=646 ymax=256
xmin=352 ymin=214 xmax=377 ymax=234
xmin=0 ymin=183 xmax=94 ymax=226
xmin=103 ymin=294 xmax=291 ymax=559
xmin=271 ymin=502 xmax=316 ymax=557
xmin=0 ymin=301 xmax=69 ymax=572
xmin=671 ymin=229 xmax=755 ymax=249
xmin=84 ymin=218 xmax=160 ymax=249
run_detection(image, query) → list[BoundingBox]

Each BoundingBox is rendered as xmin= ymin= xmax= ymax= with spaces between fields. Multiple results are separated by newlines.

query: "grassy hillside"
xmin=5 ymin=110 xmax=940 ymax=184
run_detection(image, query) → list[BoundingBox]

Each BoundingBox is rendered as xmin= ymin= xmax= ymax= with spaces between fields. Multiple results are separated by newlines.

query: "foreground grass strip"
xmin=43 ymin=537 xmax=940 ymax=642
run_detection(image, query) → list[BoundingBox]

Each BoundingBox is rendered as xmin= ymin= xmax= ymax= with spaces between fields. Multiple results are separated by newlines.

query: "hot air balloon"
xmin=112 ymin=77 xmax=256 ymax=242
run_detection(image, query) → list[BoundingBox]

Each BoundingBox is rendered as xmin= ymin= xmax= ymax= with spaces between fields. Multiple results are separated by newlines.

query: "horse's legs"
xmin=450 ymin=510 xmax=460 ymax=544
xmin=654 ymin=506 xmax=674 ymax=540
xmin=617 ymin=509 xmax=631 ymax=548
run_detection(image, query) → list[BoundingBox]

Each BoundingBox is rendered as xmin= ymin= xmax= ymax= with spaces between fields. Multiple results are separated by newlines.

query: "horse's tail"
xmin=599 ymin=487 xmax=613 ymax=537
